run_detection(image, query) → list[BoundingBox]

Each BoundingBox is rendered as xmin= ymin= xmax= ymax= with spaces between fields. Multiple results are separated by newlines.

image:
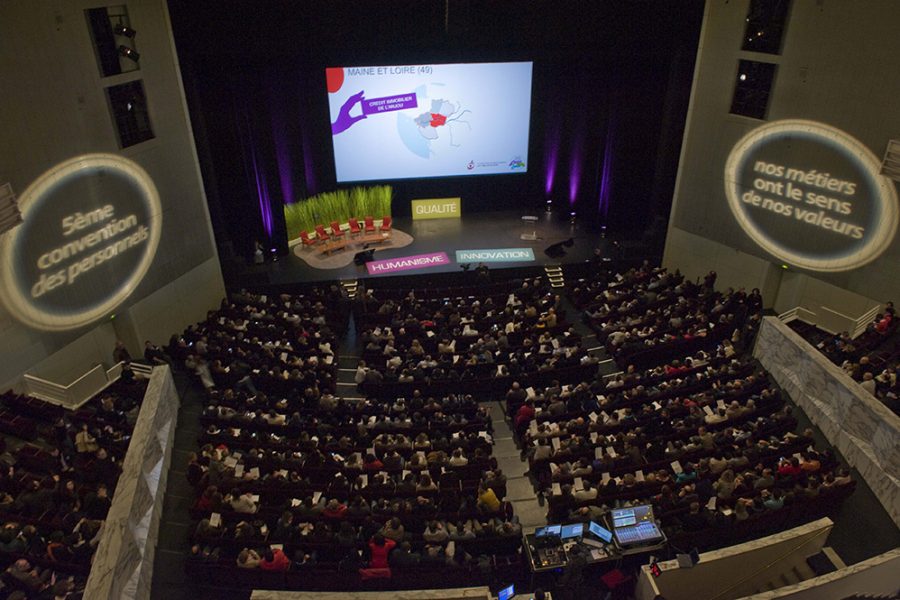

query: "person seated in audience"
xmin=74 ymin=424 xmax=99 ymax=455
xmin=322 ymin=498 xmax=348 ymax=520
xmin=422 ymin=520 xmax=449 ymax=544
xmin=390 ymin=541 xmax=421 ymax=567
xmin=380 ymin=517 xmax=405 ymax=543
xmin=367 ymin=533 xmax=395 ymax=569
xmin=777 ymin=457 xmax=803 ymax=478
xmin=143 ymin=340 xmax=172 ymax=366
xmin=236 ymin=547 xmax=261 ymax=568
xmin=5 ymin=558 xmax=50 ymax=595
xmin=228 ymin=488 xmax=258 ymax=514
xmin=259 ymin=546 xmax=291 ymax=571
xmin=416 ymin=473 xmax=438 ymax=493
xmin=476 ymin=483 xmax=501 ymax=513
xmin=759 ymin=488 xmax=784 ymax=511
xmin=448 ymin=448 xmax=469 ymax=467
xmin=83 ymin=484 xmax=111 ymax=520
xmin=679 ymin=501 xmax=711 ymax=532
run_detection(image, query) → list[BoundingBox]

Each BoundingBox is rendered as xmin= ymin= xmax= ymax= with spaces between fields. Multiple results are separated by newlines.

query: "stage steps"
xmin=340 ymin=278 xmax=359 ymax=299
xmin=544 ymin=264 xmax=565 ymax=288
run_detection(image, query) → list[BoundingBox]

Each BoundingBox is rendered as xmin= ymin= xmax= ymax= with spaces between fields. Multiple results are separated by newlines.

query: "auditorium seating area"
xmin=788 ymin=307 xmax=899 ymax=414
xmin=161 ymin=264 xmax=859 ymax=595
xmin=356 ymin=278 xmax=597 ymax=398
xmin=504 ymin=262 xmax=856 ymax=552
xmin=0 ymin=377 xmax=147 ymax=599
xmin=178 ymin=286 xmax=524 ymax=591
xmin=569 ymin=264 xmax=763 ymax=368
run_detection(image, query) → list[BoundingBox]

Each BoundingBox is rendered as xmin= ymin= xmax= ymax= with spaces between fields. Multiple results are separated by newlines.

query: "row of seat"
xmin=298 ymin=216 xmax=393 ymax=246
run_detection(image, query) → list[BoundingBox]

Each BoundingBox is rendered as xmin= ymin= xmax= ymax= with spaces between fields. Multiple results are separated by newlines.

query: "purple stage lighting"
xmin=598 ymin=125 xmax=615 ymax=218
xmin=544 ymin=122 xmax=560 ymax=197
xmin=569 ymin=134 xmax=583 ymax=207
xmin=250 ymin=143 xmax=274 ymax=238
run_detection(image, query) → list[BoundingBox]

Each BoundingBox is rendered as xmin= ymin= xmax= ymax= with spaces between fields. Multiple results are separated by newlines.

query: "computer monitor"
xmin=611 ymin=504 xmax=654 ymax=528
xmin=588 ymin=521 xmax=613 ymax=543
xmin=535 ymin=524 xmax=561 ymax=537
xmin=560 ymin=523 xmax=583 ymax=539
xmin=498 ymin=584 xmax=515 ymax=600
xmin=611 ymin=506 xmax=664 ymax=547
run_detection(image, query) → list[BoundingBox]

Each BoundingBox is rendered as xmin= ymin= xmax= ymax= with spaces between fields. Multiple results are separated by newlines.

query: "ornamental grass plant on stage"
xmin=284 ymin=185 xmax=392 ymax=241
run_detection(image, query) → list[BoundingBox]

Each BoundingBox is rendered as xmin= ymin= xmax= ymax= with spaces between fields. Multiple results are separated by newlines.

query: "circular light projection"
xmin=724 ymin=119 xmax=898 ymax=272
xmin=0 ymin=154 xmax=162 ymax=331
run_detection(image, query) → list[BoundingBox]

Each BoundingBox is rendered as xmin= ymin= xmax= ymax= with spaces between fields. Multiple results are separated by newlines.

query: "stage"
xmin=224 ymin=210 xmax=638 ymax=289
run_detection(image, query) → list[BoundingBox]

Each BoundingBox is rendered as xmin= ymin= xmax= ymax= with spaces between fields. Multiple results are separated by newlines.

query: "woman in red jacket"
xmin=259 ymin=546 xmax=291 ymax=571
xmin=368 ymin=533 xmax=396 ymax=569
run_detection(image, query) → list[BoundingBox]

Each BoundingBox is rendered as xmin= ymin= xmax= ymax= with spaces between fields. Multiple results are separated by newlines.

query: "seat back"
xmin=349 ymin=218 xmax=360 ymax=232
xmin=364 ymin=216 xmax=375 ymax=229
xmin=330 ymin=221 xmax=342 ymax=234
xmin=381 ymin=216 xmax=392 ymax=229
xmin=315 ymin=225 xmax=328 ymax=238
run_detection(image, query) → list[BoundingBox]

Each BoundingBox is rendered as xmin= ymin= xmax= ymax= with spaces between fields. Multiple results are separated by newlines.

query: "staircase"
xmin=544 ymin=264 xmax=565 ymax=289
xmin=340 ymin=279 xmax=359 ymax=299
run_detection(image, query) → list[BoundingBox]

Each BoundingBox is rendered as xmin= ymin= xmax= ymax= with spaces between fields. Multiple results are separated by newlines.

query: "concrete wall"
xmin=0 ymin=0 xmax=223 ymax=388
xmin=664 ymin=0 xmax=900 ymax=311
xmin=754 ymin=317 xmax=900 ymax=528
xmin=736 ymin=548 xmax=900 ymax=600
xmin=635 ymin=519 xmax=833 ymax=600
xmin=83 ymin=366 xmax=179 ymax=600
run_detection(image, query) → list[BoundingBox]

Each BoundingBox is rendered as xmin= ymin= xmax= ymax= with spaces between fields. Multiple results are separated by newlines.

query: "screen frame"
xmin=326 ymin=61 xmax=535 ymax=184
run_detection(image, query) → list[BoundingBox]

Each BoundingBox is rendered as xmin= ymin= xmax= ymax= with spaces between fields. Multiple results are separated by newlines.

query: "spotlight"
xmin=601 ymin=225 xmax=607 ymax=239
xmin=118 ymin=45 xmax=140 ymax=62
xmin=114 ymin=23 xmax=137 ymax=38
xmin=569 ymin=211 xmax=576 ymax=224
xmin=270 ymin=248 xmax=279 ymax=262
xmin=739 ymin=73 xmax=747 ymax=81
xmin=545 ymin=199 xmax=553 ymax=213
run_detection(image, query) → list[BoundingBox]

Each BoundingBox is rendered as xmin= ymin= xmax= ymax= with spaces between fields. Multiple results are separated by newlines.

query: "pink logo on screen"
xmin=366 ymin=252 xmax=450 ymax=275
xmin=467 ymin=161 xmax=475 ymax=170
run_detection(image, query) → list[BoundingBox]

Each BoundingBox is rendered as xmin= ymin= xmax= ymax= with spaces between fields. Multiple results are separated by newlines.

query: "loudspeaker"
xmin=544 ymin=241 xmax=567 ymax=258
xmin=353 ymin=249 xmax=375 ymax=265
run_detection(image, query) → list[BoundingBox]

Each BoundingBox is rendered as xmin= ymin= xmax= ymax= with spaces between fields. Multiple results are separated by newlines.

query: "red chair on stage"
xmin=379 ymin=216 xmax=392 ymax=235
xmin=330 ymin=221 xmax=345 ymax=238
xmin=298 ymin=230 xmax=317 ymax=247
xmin=348 ymin=218 xmax=361 ymax=237
xmin=364 ymin=216 xmax=376 ymax=234
xmin=314 ymin=224 xmax=330 ymax=242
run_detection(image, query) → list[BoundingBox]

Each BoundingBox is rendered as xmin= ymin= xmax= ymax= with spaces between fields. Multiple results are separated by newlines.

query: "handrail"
xmin=23 ymin=360 xmax=151 ymax=409
xmin=777 ymin=306 xmax=816 ymax=323
xmin=779 ymin=303 xmax=882 ymax=340
xmin=851 ymin=304 xmax=882 ymax=339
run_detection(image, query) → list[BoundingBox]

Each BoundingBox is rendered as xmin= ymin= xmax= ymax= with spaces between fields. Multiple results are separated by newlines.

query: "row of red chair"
xmin=300 ymin=216 xmax=392 ymax=246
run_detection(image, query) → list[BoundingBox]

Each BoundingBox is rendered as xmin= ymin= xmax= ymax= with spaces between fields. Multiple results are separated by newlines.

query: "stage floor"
xmin=228 ymin=210 xmax=614 ymax=287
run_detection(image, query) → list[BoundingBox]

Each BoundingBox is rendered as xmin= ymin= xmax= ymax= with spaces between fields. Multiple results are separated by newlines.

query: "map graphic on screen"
xmin=326 ymin=62 xmax=533 ymax=182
